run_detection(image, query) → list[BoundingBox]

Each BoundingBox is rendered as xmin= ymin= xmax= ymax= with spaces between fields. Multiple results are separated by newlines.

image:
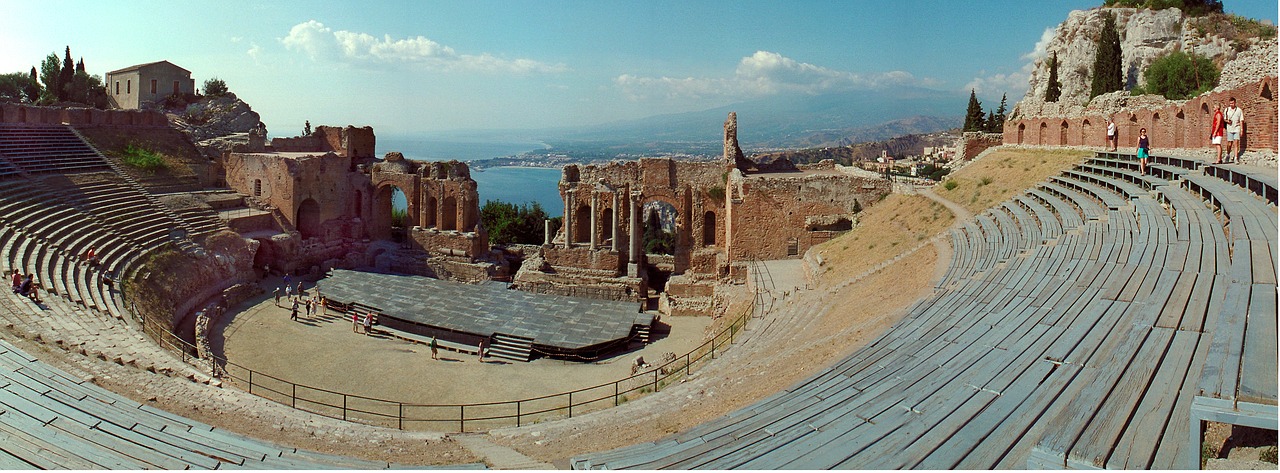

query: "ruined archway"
xmin=601 ymin=207 xmax=615 ymax=247
xmin=1038 ymin=122 xmax=1048 ymax=145
xmin=573 ymin=204 xmax=591 ymax=244
xmin=296 ymin=198 xmax=322 ymax=240
xmin=1060 ymin=120 xmax=1069 ymax=145
xmin=370 ymin=184 xmax=410 ymax=241
xmin=703 ymin=211 xmax=717 ymax=246
xmin=642 ymin=200 xmax=678 ymax=255
xmin=441 ymin=196 xmax=458 ymax=231
xmin=1018 ymin=123 xmax=1025 ymax=144
xmin=423 ymin=196 xmax=437 ymax=228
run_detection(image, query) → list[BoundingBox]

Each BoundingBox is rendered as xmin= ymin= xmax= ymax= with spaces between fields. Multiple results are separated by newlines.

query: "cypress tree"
xmin=985 ymin=111 xmax=997 ymax=133
xmin=1090 ymin=13 xmax=1123 ymax=98
xmin=26 ymin=67 xmax=40 ymax=103
xmin=75 ymin=58 xmax=85 ymax=73
xmin=963 ymin=89 xmax=985 ymax=132
xmin=58 ymin=46 xmax=74 ymax=101
xmin=992 ymin=93 xmax=1008 ymax=131
xmin=1043 ymin=53 xmax=1062 ymax=102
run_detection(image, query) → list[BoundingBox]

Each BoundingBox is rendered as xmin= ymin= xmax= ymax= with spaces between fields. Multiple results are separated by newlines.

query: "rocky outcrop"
xmin=1015 ymin=7 xmax=1275 ymax=119
xmin=372 ymin=151 xmax=416 ymax=174
xmin=169 ymin=93 xmax=263 ymax=142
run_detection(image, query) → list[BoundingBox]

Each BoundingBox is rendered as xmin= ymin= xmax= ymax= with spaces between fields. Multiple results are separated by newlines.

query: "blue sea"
xmin=379 ymin=137 xmax=563 ymax=217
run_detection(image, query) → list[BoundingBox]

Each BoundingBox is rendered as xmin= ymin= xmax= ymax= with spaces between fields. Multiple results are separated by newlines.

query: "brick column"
xmin=589 ymin=193 xmax=598 ymax=250
xmin=564 ymin=193 xmax=574 ymax=248
xmin=611 ymin=192 xmax=620 ymax=252
xmin=629 ymin=192 xmax=642 ymax=263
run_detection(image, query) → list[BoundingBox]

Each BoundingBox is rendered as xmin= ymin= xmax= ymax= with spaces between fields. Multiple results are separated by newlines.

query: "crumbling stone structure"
xmin=223 ymin=125 xmax=490 ymax=279
xmin=516 ymin=113 xmax=890 ymax=315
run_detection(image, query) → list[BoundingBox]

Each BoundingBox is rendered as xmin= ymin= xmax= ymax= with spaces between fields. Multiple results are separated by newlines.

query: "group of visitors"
xmin=10 ymin=269 xmax=42 ymax=304
xmin=1107 ymin=96 xmax=1245 ymax=174
xmin=351 ymin=310 xmax=375 ymax=335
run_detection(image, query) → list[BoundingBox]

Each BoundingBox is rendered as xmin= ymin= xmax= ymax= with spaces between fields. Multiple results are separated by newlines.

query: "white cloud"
xmin=966 ymin=26 xmax=1056 ymax=99
xmin=280 ymin=20 xmax=564 ymax=73
xmin=247 ymin=43 xmax=262 ymax=62
xmin=615 ymin=51 xmax=923 ymax=101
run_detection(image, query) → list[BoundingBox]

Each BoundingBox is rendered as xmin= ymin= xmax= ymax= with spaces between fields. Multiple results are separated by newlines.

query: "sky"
xmin=2 ymin=1 xmax=1276 ymax=138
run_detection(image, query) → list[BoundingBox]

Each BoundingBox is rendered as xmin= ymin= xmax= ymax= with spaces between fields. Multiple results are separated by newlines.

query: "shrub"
xmin=1141 ymin=50 xmax=1219 ymax=100
xmin=202 ymin=77 xmax=228 ymax=96
xmin=707 ymin=186 xmax=725 ymax=201
xmin=943 ymin=180 xmax=959 ymax=191
xmin=979 ymin=176 xmax=994 ymax=186
xmin=120 ymin=144 xmax=167 ymax=172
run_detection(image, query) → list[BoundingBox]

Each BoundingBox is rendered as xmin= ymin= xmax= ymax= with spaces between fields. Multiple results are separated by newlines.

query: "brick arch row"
xmin=1003 ymin=77 xmax=1278 ymax=151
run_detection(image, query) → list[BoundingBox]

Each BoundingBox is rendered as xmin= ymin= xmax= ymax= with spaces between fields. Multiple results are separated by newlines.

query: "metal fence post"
xmin=398 ymin=403 xmax=403 ymax=430
xmin=248 ymin=370 xmax=253 ymax=394
xmin=653 ymin=369 xmax=659 ymax=392
xmin=686 ymin=353 xmax=691 ymax=375
xmin=568 ymin=392 xmax=573 ymax=418
xmin=614 ymin=382 xmax=619 ymax=406
xmin=460 ymin=405 xmax=465 ymax=432
xmin=517 ymin=401 xmax=521 ymax=427
xmin=343 ymin=395 xmax=347 ymax=421
xmin=291 ymin=384 xmax=296 ymax=408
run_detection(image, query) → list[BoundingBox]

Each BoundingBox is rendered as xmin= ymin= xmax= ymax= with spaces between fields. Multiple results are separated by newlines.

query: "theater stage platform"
xmin=316 ymin=269 xmax=654 ymax=357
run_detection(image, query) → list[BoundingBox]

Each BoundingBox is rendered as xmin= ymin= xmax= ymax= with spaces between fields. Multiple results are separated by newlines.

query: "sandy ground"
xmin=217 ymin=279 xmax=713 ymax=411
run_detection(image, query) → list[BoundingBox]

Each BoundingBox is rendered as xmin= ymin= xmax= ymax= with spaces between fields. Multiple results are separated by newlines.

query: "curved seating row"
xmin=572 ymin=152 xmax=1276 ymax=469
xmin=0 ymin=124 xmax=110 ymax=175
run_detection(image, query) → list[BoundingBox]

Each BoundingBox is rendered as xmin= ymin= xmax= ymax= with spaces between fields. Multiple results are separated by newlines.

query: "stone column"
xmin=629 ymin=192 xmax=642 ymax=263
xmin=544 ymin=219 xmax=552 ymax=246
xmin=564 ymin=193 xmax=574 ymax=249
xmin=589 ymin=193 xmax=599 ymax=250
xmin=611 ymin=193 xmax=620 ymax=252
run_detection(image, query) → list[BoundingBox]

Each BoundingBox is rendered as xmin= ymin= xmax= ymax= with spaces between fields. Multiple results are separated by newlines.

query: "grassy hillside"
xmin=935 ymin=147 xmax=1092 ymax=215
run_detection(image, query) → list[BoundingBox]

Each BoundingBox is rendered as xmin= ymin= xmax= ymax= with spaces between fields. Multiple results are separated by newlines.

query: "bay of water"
xmin=379 ymin=137 xmax=563 ymax=217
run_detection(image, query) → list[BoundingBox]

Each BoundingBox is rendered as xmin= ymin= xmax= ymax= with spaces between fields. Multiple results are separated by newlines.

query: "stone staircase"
xmin=487 ymin=333 xmax=534 ymax=362
xmin=0 ymin=124 xmax=110 ymax=175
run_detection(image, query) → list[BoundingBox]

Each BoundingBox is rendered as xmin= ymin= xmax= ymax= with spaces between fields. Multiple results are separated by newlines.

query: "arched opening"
xmin=601 ymin=207 xmax=614 ymax=246
xmin=296 ymin=198 xmax=322 ymax=240
xmin=423 ymin=196 xmax=437 ymax=228
xmin=1262 ymin=82 xmax=1274 ymax=101
xmin=703 ymin=211 xmax=716 ymax=246
xmin=370 ymin=185 xmax=409 ymax=241
xmin=642 ymin=200 xmax=678 ymax=255
xmin=1081 ymin=119 xmax=1092 ymax=146
xmin=1038 ymin=122 xmax=1048 ymax=145
xmin=1060 ymin=120 xmax=1069 ymax=145
xmin=441 ymin=196 xmax=458 ymax=231
xmin=253 ymin=179 xmax=262 ymax=197
xmin=1017 ymin=123 xmax=1025 ymax=144
xmin=573 ymin=204 xmax=591 ymax=244
xmin=1128 ymin=115 xmax=1139 ymax=147
xmin=1175 ymin=110 xmax=1185 ymax=148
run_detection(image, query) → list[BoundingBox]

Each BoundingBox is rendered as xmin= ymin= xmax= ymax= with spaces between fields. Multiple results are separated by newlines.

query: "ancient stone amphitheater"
xmin=0 ymin=113 xmax=1273 ymax=470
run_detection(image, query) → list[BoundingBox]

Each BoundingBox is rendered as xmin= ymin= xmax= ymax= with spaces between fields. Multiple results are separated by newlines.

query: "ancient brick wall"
xmin=1004 ymin=78 xmax=1277 ymax=151
xmin=727 ymin=172 xmax=887 ymax=261
xmin=959 ymin=132 xmax=1003 ymax=161
xmin=542 ymin=246 xmax=625 ymax=273
xmin=268 ymin=125 xmax=376 ymax=158
xmin=0 ymin=104 xmax=167 ymax=127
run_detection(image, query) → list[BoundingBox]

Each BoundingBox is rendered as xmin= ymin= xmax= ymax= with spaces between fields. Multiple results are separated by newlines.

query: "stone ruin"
xmin=512 ymin=113 xmax=890 ymax=316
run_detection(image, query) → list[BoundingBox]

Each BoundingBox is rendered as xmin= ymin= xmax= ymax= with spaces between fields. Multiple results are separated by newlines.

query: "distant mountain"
xmin=546 ymin=86 xmax=966 ymax=149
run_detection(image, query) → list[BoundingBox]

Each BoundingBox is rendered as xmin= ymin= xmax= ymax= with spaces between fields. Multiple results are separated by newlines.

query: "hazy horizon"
xmin=4 ymin=1 xmax=1276 ymax=137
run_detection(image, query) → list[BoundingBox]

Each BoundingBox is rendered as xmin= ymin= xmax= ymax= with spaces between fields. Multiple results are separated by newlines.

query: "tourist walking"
xmin=363 ymin=313 xmax=373 ymax=336
xmin=1106 ymin=117 xmax=1117 ymax=151
xmin=430 ymin=336 xmax=439 ymax=360
xmin=1137 ymin=128 xmax=1151 ymax=175
xmin=319 ymin=296 xmax=327 ymax=316
xmin=1223 ymin=97 xmax=1244 ymax=163
xmin=478 ymin=338 xmax=486 ymax=361
xmin=1211 ymin=102 xmax=1226 ymax=164
xmin=352 ymin=311 xmax=361 ymax=333
xmin=273 ymin=286 xmax=281 ymax=306
xmin=290 ymin=299 xmax=299 ymax=321
xmin=284 ymin=283 xmax=292 ymax=300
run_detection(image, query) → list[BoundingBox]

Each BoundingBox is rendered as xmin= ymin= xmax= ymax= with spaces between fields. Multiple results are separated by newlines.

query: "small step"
xmin=487 ymin=333 xmax=534 ymax=362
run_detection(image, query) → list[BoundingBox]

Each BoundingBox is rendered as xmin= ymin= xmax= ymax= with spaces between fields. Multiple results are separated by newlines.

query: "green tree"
xmin=1141 ymin=50 xmax=1219 ymax=100
xmin=987 ymin=93 xmax=1008 ymax=133
xmin=75 ymin=58 xmax=85 ymax=73
xmin=1103 ymin=0 xmax=1222 ymax=16
xmin=202 ymin=77 xmax=228 ymax=96
xmin=480 ymin=200 xmax=554 ymax=245
xmin=38 ymin=53 xmax=60 ymax=103
xmin=1044 ymin=52 xmax=1062 ymax=102
xmin=25 ymin=67 xmax=40 ymax=102
xmin=66 ymin=70 xmax=108 ymax=107
xmin=0 ymin=73 xmax=37 ymax=103
xmin=58 ymin=46 xmax=74 ymax=101
xmin=642 ymin=208 xmax=675 ymax=255
xmin=1090 ymin=13 xmax=1124 ymax=99
xmin=962 ymin=89 xmax=985 ymax=132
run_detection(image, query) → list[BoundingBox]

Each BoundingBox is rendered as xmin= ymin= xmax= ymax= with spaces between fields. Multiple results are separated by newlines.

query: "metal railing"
xmin=139 ymin=274 xmax=766 ymax=432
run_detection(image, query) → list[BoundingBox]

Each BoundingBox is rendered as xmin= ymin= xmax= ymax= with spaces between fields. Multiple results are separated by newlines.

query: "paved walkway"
xmin=455 ymin=434 xmax=556 ymax=470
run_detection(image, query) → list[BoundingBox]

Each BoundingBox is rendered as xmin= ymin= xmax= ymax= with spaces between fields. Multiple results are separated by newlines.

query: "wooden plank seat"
xmin=1203 ymin=163 xmax=1278 ymax=205
xmin=1037 ymin=182 xmax=1103 ymax=221
xmin=1028 ymin=187 xmax=1087 ymax=228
